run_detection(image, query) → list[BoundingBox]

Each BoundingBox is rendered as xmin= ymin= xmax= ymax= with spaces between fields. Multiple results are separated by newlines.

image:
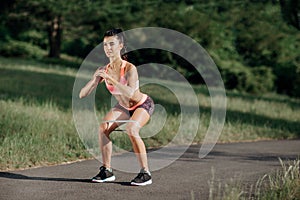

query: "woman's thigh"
xmin=129 ymin=108 xmax=150 ymax=129
xmin=101 ymin=108 xmax=130 ymax=134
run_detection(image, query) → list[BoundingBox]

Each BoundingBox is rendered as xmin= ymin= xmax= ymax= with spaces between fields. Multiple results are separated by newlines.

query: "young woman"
xmin=79 ymin=28 xmax=154 ymax=186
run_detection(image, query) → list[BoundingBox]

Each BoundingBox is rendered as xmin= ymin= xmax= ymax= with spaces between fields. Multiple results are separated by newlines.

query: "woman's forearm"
xmin=79 ymin=78 xmax=99 ymax=98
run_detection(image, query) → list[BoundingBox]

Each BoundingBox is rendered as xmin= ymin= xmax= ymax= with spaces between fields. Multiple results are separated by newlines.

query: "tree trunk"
xmin=48 ymin=16 xmax=62 ymax=58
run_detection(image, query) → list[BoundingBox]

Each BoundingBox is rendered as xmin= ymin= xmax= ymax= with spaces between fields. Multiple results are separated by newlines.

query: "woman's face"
xmin=103 ymin=36 xmax=123 ymax=58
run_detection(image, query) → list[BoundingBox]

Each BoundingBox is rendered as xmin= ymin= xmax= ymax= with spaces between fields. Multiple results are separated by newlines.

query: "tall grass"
xmin=0 ymin=56 xmax=300 ymax=170
xmin=206 ymin=158 xmax=300 ymax=200
xmin=254 ymin=158 xmax=300 ymax=200
xmin=0 ymin=99 xmax=90 ymax=170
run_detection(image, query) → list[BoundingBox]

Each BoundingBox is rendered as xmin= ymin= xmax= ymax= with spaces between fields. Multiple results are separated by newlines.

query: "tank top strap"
xmin=120 ymin=60 xmax=126 ymax=77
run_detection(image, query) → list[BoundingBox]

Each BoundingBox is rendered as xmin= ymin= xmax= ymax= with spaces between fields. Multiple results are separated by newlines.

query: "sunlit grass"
xmin=0 ymin=99 xmax=90 ymax=170
xmin=0 ymin=56 xmax=77 ymax=77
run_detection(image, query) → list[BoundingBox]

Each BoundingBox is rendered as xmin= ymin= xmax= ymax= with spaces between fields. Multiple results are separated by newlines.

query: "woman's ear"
xmin=119 ymin=42 xmax=124 ymax=50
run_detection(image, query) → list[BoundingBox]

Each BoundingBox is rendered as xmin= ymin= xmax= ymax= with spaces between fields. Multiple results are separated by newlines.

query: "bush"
xmin=0 ymin=40 xmax=46 ymax=59
xmin=62 ymin=38 xmax=92 ymax=58
xmin=249 ymin=66 xmax=275 ymax=94
xmin=220 ymin=61 xmax=252 ymax=91
xmin=0 ymin=24 xmax=10 ymax=42
xmin=292 ymin=75 xmax=300 ymax=97
xmin=218 ymin=60 xmax=275 ymax=94
xmin=235 ymin=20 xmax=281 ymax=67
xmin=18 ymin=30 xmax=48 ymax=49
xmin=275 ymin=32 xmax=300 ymax=97
xmin=275 ymin=62 xmax=300 ymax=97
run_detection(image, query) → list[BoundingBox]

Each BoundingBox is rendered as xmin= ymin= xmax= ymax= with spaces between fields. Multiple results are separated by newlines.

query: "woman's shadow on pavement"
xmin=0 ymin=172 xmax=131 ymax=186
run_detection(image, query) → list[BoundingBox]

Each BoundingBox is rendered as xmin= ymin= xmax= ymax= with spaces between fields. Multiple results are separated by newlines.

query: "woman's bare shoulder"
xmin=124 ymin=61 xmax=137 ymax=72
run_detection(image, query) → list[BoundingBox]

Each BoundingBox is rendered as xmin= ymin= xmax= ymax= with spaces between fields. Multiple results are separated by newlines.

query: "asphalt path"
xmin=1 ymin=139 xmax=299 ymax=200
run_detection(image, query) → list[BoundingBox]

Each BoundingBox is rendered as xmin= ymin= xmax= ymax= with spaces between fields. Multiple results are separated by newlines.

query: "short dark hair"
xmin=103 ymin=28 xmax=125 ymax=44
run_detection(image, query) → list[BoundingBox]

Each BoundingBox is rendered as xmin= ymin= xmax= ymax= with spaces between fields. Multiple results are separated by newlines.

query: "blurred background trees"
xmin=0 ymin=0 xmax=299 ymax=97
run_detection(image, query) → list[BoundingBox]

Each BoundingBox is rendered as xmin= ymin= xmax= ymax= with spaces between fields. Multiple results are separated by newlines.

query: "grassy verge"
xmin=206 ymin=158 xmax=300 ymax=200
xmin=0 ymin=56 xmax=299 ymax=170
xmin=0 ymin=99 xmax=90 ymax=170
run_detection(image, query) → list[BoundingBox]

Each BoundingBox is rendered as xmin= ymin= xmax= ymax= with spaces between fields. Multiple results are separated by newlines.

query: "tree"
xmin=3 ymin=0 xmax=93 ymax=58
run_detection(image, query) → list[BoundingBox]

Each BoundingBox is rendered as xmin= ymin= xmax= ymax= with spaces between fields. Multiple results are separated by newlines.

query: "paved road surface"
xmin=1 ymin=140 xmax=299 ymax=200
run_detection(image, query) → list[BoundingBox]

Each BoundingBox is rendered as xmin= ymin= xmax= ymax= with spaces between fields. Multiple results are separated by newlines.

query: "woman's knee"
xmin=126 ymin=122 xmax=140 ymax=138
xmin=99 ymin=123 xmax=111 ymax=137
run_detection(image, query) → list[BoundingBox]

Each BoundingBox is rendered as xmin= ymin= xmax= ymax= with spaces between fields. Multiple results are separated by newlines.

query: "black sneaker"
xmin=131 ymin=169 xmax=152 ymax=186
xmin=92 ymin=166 xmax=116 ymax=183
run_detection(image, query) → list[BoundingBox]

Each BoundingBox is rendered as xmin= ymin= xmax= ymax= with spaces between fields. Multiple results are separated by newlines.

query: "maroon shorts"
xmin=114 ymin=96 xmax=155 ymax=117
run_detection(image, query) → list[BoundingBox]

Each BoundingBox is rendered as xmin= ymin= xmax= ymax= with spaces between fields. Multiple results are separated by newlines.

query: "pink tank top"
xmin=105 ymin=60 xmax=128 ymax=95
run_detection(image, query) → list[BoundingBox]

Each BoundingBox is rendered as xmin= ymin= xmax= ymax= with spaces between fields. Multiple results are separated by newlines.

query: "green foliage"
xmin=213 ymin=54 xmax=275 ymax=94
xmin=62 ymin=38 xmax=92 ymax=58
xmin=219 ymin=60 xmax=252 ymax=91
xmin=0 ymin=40 xmax=46 ymax=59
xmin=250 ymin=66 xmax=275 ymax=93
xmin=235 ymin=20 xmax=281 ymax=67
xmin=279 ymin=0 xmax=300 ymax=30
xmin=0 ymin=0 xmax=299 ymax=96
xmin=274 ymin=62 xmax=299 ymax=96
xmin=0 ymin=24 xmax=10 ymax=42
xmin=256 ymin=158 xmax=300 ymax=200
xmin=275 ymin=32 xmax=300 ymax=97
xmin=18 ymin=30 xmax=48 ymax=49
xmin=150 ymin=3 xmax=212 ymax=46
xmin=209 ymin=158 xmax=300 ymax=200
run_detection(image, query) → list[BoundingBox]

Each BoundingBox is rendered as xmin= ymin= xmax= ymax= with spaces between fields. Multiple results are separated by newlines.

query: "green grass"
xmin=206 ymin=158 xmax=300 ymax=200
xmin=0 ymin=99 xmax=90 ymax=170
xmin=256 ymin=158 xmax=300 ymax=200
xmin=0 ymin=56 xmax=299 ymax=170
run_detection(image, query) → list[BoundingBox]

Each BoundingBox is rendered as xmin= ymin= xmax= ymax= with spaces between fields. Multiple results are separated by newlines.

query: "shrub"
xmin=62 ymin=38 xmax=92 ymax=58
xmin=249 ymin=66 xmax=275 ymax=94
xmin=275 ymin=32 xmax=300 ymax=97
xmin=292 ymin=65 xmax=300 ymax=97
xmin=0 ymin=40 xmax=46 ymax=59
xmin=275 ymin=62 xmax=300 ymax=97
xmin=0 ymin=24 xmax=10 ymax=42
xmin=218 ymin=60 xmax=275 ymax=94
xmin=220 ymin=61 xmax=252 ymax=91
xmin=18 ymin=30 xmax=48 ymax=49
